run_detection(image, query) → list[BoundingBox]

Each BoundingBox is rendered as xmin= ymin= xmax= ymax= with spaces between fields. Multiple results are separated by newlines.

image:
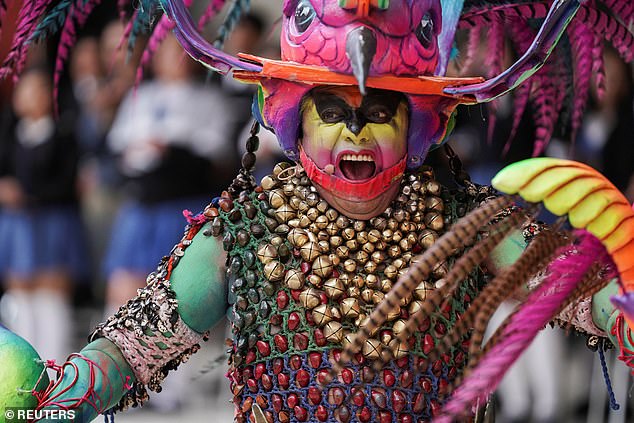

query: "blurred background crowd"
xmin=0 ymin=0 xmax=632 ymax=422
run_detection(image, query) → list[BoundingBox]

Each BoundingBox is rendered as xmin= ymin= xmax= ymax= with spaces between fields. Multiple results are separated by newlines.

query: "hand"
xmin=0 ymin=178 xmax=26 ymax=209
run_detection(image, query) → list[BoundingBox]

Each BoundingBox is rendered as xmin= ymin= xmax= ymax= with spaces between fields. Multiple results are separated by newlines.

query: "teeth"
xmin=342 ymin=154 xmax=374 ymax=162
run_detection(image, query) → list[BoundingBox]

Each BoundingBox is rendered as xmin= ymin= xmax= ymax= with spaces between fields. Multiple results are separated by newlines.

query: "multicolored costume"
xmin=1 ymin=0 xmax=633 ymax=422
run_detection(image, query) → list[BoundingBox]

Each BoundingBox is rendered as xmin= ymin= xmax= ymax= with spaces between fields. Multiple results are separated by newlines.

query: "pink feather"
xmin=53 ymin=4 xmax=79 ymax=114
xmin=592 ymin=37 xmax=606 ymax=101
xmin=576 ymin=5 xmax=634 ymax=62
xmin=1 ymin=0 xmax=54 ymax=79
xmin=197 ymin=0 xmax=226 ymax=31
xmin=437 ymin=231 xmax=613 ymax=422
xmin=569 ymin=22 xmax=594 ymax=141
xmin=460 ymin=25 xmax=481 ymax=73
xmin=136 ymin=15 xmax=175 ymax=85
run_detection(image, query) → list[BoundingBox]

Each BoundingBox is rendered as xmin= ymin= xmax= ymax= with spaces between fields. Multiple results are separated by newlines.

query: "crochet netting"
xmin=213 ymin=164 xmax=493 ymax=423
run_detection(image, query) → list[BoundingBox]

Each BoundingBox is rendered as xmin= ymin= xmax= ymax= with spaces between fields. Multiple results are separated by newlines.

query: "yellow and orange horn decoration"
xmin=492 ymin=158 xmax=634 ymax=292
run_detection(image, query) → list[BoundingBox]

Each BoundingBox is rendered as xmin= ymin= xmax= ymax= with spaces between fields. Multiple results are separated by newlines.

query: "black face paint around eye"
xmin=312 ymin=89 xmax=406 ymax=135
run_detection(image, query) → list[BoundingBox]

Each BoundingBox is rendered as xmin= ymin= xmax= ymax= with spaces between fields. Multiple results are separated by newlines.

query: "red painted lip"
xmin=335 ymin=149 xmax=379 ymax=182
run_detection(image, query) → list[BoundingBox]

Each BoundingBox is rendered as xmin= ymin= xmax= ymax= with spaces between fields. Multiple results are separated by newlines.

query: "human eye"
xmin=366 ymin=106 xmax=392 ymax=123
xmin=320 ymin=107 xmax=345 ymax=123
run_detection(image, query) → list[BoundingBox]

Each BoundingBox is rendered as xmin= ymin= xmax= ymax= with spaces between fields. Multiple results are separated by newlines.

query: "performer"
xmin=0 ymin=1 xmax=633 ymax=422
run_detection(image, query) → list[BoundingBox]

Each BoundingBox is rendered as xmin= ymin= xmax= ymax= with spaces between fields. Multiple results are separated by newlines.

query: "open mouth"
xmin=337 ymin=152 xmax=377 ymax=181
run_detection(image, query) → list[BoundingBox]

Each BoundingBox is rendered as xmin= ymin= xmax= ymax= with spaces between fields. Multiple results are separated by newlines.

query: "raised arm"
xmin=3 ymin=211 xmax=227 ymax=422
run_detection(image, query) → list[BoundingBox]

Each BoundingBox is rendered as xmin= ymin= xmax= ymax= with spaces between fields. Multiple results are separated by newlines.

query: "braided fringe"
xmin=397 ymin=211 xmax=526 ymax=348
xmin=434 ymin=230 xmax=568 ymax=361
xmin=322 ymin=196 xmax=513 ymax=386
xmin=352 ymin=211 xmax=528 ymax=390
xmin=436 ymin=231 xmax=612 ymax=422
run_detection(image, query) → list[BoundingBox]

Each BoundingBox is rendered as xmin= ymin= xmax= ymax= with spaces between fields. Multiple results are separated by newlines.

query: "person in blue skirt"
xmin=0 ymin=67 xmax=88 ymax=364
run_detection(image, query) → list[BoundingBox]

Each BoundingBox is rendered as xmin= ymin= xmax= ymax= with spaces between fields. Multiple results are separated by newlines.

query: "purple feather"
xmin=569 ymin=21 xmax=594 ymax=141
xmin=437 ymin=230 xmax=614 ymax=422
xmin=577 ymin=5 xmax=634 ymax=62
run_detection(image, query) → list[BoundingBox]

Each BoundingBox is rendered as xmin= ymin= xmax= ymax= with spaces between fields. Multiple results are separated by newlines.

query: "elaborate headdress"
xmin=1 ymin=0 xmax=632 ymax=164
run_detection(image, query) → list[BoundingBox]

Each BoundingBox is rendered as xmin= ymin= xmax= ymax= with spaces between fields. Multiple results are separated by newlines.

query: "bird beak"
xmin=346 ymin=26 xmax=377 ymax=96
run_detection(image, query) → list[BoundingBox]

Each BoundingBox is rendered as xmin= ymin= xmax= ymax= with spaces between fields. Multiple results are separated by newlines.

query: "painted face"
xmin=299 ymin=86 xmax=409 ymax=219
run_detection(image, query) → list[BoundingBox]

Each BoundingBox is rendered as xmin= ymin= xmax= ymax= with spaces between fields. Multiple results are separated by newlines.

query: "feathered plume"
xmin=456 ymin=0 xmax=634 ymax=155
xmin=436 ymin=230 xmax=616 ymax=422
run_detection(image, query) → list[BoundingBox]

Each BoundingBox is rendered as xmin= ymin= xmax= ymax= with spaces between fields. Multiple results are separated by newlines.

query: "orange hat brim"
xmin=234 ymin=54 xmax=484 ymax=103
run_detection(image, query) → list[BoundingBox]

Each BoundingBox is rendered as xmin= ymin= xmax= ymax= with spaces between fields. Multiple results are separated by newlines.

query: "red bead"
xmin=417 ymin=357 xmax=429 ymax=372
xmin=315 ymin=405 xmax=329 ymax=422
xmin=316 ymin=369 xmax=330 ymax=385
xmin=357 ymin=406 xmax=372 ymax=422
xmin=341 ymin=368 xmax=354 ymax=384
xmin=419 ymin=317 xmax=430 ymax=332
xmin=331 ymin=349 xmax=342 ymax=362
xmin=287 ymin=393 xmax=299 ymax=408
xmin=391 ymin=390 xmax=406 ymax=413
xmin=431 ymin=400 xmax=442 ymax=416
xmin=353 ymin=353 xmax=365 ymax=365
xmin=255 ymin=363 xmax=266 ymax=380
xmin=442 ymin=353 xmax=451 ymax=364
xmin=277 ymin=291 xmax=289 ymax=309
xmin=301 ymin=262 xmax=311 ymax=274
xmin=396 ymin=356 xmax=409 ymax=368
xmin=245 ymin=349 xmax=256 ymax=364
xmin=399 ymin=370 xmax=413 ymax=388
xmin=320 ymin=292 xmax=328 ymax=304
xmin=271 ymin=394 xmax=283 ymax=412
xmin=351 ymin=388 xmax=365 ymax=407
xmin=308 ymin=387 xmax=322 ymax=405
xmin=277 ymin=373 xmax=290 ymax=389
xmin=448 ymin=366 xmax=457 ymax=380
xmin=274 ymin=334 xmax=288 ymax=353
xmin=296 ymin=369 xmax=310 ymax=387
xmin=272 ymin=358 xmax=284 ymax=375
xmin=382 ymin=369 xmax=395 ymax=387
xmin=256 ymin=341 xmax=271 ymax=357
xmin=269 ymin=314 xmax=282 ymax=326
xmin=289 ymin=355 xmax=302 ymax=370
xmin=454 ymin=350 xmax=464 ymax=364
xmin=262 ymin=374 xmax=273 ymax=391
xmin=371 ymin=389 xmax=387 ymax=408
xmin=421 ymin=377 xmax=432 ymax=393
xmin=439 ymin=378 xmax=449 ymax=395
xmin=247 ymin=378 xmax=258 ymax=393
xmin=290 ymin=289 xmax=301 ymax=301
xmin=328 ymin=387 xmax=345 ymax=405
xmin=242 ymin=367 xmax=253 ymax=381
xmin=378 ymin=410 xmax=392 ymax=423
xmin=412 ymin=393 xmax=425 ymax=413
xmin=434 ymin=322 xmax=447 ymax=336
xmin=423 ymin=334 xmax=435 ymax=355
xmin=309 ymin=352 xmax=322 ymax=368
xmin=305 ymin=310 xmax=316 ymax=326
xmin=287 ymin=312 xmax=301 ymax=331
xmin=432 ymin=359 xmax=443 ymax=377
xmin=314 ymin=329 xmax=327 ymax=346
xmin=294 ymin=333 xmax=309 ymax=350
xmin=335 ymin=405 xmax=351 ymax=423
xmin=278 ymin=411 xmax=290 ymax=423
xmin=294 ymin=406 xmax=308 ymax=422
xmin=398 ymin=414 xmax=413 ymax=423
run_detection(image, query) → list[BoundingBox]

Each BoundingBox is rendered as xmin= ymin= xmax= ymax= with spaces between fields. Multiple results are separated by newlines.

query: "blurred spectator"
xmin=599 ymin=49 xmax=634 ymax=201
xmin=0 ymin=68 xmax=88 ymax=363
xmin=103 ymin=34 xmax=232 ymax=314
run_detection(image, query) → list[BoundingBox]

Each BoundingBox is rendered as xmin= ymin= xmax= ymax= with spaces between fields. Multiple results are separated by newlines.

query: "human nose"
xmin=341 ymin=125 xmax=371 ymax=145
